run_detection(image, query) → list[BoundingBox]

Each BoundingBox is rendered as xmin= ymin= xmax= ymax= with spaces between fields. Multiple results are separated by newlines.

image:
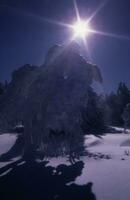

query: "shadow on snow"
xmin=0 ymin=159 xmax=96 ymax=200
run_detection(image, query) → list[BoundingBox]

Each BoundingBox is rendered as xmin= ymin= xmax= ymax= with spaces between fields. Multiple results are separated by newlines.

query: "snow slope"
xmin=85 ymin=133 xmax=130 ymax=159
xmin=49 ymin=133 xmax=130 ymax=200
xmin=78 ymin=133 xmax=130 ymax=200
xmin=0 ymin=133 xmax=18 ymax=168
xmin=0 ymin=134 xmax=17 ymax=156
xmin=0 ymin=132 xmax=130 ymax=200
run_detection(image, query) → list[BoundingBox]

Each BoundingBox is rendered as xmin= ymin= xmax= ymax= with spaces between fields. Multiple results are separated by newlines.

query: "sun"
xmin=72 ymin=20 xmax=91 ymax=39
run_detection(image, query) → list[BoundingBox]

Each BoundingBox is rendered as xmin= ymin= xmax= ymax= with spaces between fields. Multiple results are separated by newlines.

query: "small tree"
xmin=0 ymin=82 xmax=4 ymax=95
xmin=106 ymin=92 xmax=121 ymax=126
xmin=122 ymin=103 xmax=130 ymax=133
xmin=81 ymin=87 xmax=106 ymax=135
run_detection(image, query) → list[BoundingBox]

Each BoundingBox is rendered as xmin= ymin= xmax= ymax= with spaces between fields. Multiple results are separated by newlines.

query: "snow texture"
xmin=0 ymin=134 xmax=18 ymax=168
xmin=48 ymin=132 xmax=130 ymax=200
xmin=0 ymin=134 xmax=17 ymax=156
xmin=0 ymin=132 xmax=130 ymax=199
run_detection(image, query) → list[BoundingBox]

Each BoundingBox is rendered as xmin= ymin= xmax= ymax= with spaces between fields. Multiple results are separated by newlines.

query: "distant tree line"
xmin=81 ymin=82 xmax=130 ymax=133
xmin=0 ymin=79 xmax=129 ymax=135
xmin=106 ymin=82 xmax=130 ymax=127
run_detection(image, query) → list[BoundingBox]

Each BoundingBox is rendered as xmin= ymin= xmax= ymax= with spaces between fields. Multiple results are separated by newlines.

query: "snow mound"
xmin=120 ymin=139 xmax=130 ymax=146
xmin=111 ymin=126 xmax=124 ymax=132
xmin=85 ymin=134 xmax=130 ymax=156
xmin=111 ymin=126 xmax=130 ymax=133
xmin=0 ymin=134 xmax=17 ymax=156
xmin=84 ymin=135 xmax=102 ymax=147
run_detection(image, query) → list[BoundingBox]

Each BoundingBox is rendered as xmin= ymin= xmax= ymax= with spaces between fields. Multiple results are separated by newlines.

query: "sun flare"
xmin=72 ymin=20 xmax=91 ymax=38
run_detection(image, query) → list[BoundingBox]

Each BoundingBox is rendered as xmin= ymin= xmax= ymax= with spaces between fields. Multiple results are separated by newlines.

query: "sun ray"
xmin=86 ymin=0 xmax=110 ymax=24
xmin=6 ymin=2 xmax=130 ymax=45
xmin=73 ymin=0 xmax=80 ymax=22
xmin=89 ymin=29 xmax=130 ymax=41
xmin=43 ymin=18 xmax=73 ymax=29
xmin=82 ymin=37 xmax=92 ymax=61
xmin=3 ymin=4 xmax=73 ymax=29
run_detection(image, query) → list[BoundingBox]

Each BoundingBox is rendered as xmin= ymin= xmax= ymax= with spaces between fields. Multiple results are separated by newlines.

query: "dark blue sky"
xmin=0 ymin=0 xmax=130 ymax=92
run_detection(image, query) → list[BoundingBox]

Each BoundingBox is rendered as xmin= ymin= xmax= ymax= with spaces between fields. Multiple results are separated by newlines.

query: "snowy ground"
xmin=48 ymin=129 xmax=130 ymax=200
xmin=0 ymin=133 xmax=18 ymax=168
xmin=80 ymin=133 xmax=130 ymax=200
xmin=0 ymin=129 xmax=130 ymax=200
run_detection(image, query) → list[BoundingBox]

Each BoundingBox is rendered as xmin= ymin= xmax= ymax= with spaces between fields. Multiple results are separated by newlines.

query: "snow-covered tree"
xmin=0 ymin=43 xmax=104 ymax=159
xmin=23 ymin=43 xmax=103 ymax=157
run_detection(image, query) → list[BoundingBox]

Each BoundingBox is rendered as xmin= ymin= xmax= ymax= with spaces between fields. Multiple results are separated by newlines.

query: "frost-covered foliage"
xmin=23 ymin=43 xmax=103 ymax=156
xmin=0 ymin=43 xmax=103 ymax=157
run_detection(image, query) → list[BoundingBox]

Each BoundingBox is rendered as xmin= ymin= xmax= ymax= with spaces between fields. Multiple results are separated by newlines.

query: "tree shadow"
xmin=0 ymin=160 xmax=96 ymax=200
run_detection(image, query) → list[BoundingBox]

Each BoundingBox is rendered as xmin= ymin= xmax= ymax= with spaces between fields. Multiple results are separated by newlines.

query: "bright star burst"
xmin=41 ymin=0 xmax=130 ymax=59
xmin=72 ymin=20 xmax=91 ymax=39
xmin=71 ymin=0 xmax=93 ymax=41
xmin=6 ymin=0 xmax=130 ymax=44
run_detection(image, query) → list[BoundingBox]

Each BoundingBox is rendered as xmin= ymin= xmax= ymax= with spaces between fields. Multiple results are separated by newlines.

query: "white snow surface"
xmin=49 ymin=132 xmax=130 ymax=200
xmin=0 ymin=133 xmax=18 ymax=168
xmin=0 ymin=132 xmax=130 ymax=200
xmin=0 ymin=133 xmax=17 ymax=156
xmin=79 ymin=133 xmax=130 ymax=200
